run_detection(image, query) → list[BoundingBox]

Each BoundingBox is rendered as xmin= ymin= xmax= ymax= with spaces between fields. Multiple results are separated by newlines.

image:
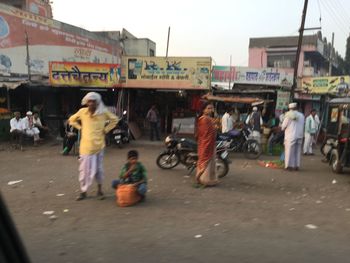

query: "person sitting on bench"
xmin=10 ymin=111 xmax=24 ymax=150
xmin=22 ymin=111 xmax=40 ymax=145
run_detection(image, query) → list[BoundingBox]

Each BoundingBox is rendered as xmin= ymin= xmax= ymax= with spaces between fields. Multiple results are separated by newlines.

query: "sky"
xmin=51 ymin=0 xmax=350 ymax=66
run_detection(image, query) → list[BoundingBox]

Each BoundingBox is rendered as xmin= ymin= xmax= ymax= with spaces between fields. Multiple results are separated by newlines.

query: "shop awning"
xmin=202 ymin=93 xmax=273 ymax=105
xmin=0 ymin=81 xmax=27 ymax=89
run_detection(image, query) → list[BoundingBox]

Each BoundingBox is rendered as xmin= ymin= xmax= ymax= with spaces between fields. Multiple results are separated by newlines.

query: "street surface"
xmin=1 ymin=141 xmax=350 ymax=263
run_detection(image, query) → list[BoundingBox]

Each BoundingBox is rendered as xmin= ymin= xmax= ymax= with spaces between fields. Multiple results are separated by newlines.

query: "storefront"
xmin=126 ymin=89 xmax=203 ymax=135
xmin=121 ymin=56 xmax=212 ymax=137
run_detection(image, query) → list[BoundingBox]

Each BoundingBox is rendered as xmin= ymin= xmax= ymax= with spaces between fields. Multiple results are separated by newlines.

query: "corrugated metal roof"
xmin=249 ymin=35 xmax=318 ymax=48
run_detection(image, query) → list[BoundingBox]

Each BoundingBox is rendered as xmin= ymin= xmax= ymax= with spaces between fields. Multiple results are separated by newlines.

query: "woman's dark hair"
xmin=198 ymin=101 xmax=213 ymax=116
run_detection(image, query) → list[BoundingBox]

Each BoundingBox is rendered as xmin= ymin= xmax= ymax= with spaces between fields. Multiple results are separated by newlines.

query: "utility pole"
xmin=25 ymin=30 xmax=31 ymax=82
xmin=228 ymin=55 xmax=232 ymax=89
xmin=292 ymin=0 xmax=308 ymax=100
xmin=328 ymin=32 xmax=334 ymax=76
xmin=166 ymin=27 xmax=170 ymax=58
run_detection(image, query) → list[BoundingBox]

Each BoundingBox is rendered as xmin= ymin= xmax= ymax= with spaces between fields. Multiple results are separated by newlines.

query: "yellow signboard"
xmin=49 ymin=62 xmax=121 ymax=87
xmin=299 ymin=76 xmax=350 ymax=95
xmin=122 ymin=56 xmax=211 ymax=90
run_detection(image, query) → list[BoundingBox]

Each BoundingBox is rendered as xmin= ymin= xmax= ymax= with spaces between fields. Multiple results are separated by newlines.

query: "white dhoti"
xmin=295 ymin=138 xmax=302 ymax=168
xmin=26 ymin=127 xmax=40 ymax=141
xmin=284 ymin=138 xmax=302 ymax=169
xmin=303 ymin=133 xmax=313 ymax=154
xmin=78 ymin=150 xmax=104 ymax=192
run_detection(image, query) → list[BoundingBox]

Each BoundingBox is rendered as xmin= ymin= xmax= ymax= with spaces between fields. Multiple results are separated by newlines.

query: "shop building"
xmin=120 ymin=56 xmax=212 ymax=136
xmin=0 ymin=1 xmax=157 ymax=138
xmin=249 ymin=32 xmax=341 ymax=77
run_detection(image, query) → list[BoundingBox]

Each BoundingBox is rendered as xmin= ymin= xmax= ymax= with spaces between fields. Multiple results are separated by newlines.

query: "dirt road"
xmin=1 ymin=142 xmax=350 ymax=263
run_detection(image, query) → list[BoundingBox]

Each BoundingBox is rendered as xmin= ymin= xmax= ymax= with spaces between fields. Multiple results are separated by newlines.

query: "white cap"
xmin=288 ymin=102 xmax=297 ymax=109
xmin=26 ymin=111 xmax=33 ymax=116
xmin=252 ymin=106 xmax=258 ymax=111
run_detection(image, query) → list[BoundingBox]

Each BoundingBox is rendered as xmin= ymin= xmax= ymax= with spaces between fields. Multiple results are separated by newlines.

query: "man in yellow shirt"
xmin=69 ymin=92 xmax=118 ymax=201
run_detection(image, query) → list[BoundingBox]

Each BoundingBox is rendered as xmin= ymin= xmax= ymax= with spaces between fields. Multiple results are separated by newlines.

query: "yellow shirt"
xmin=69 ymin=108 xmax=119 ymax=155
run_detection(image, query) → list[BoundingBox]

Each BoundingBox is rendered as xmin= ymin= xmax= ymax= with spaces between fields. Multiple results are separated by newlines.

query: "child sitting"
xmin=112 ymin=150 xmax=147 ymax=200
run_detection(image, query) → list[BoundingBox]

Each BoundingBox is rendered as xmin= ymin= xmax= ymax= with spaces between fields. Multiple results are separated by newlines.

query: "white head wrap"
xmin=289 ymin=102 xmax=297 ymax=109
xmin=26 ymin=111 xmax=33 ymax=116
xmin=81 ymin=92 xmax=107 ymax=115
xmin=252 ymin=106 xmax=258 ymax=112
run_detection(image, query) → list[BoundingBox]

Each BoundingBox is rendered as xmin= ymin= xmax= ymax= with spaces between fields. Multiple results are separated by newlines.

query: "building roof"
xmin=249 ymin=34 xmax=318 ymax=48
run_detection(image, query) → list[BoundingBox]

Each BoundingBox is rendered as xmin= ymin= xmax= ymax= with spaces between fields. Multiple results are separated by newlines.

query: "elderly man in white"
xmin=245 ymin=106 xmax=263 ymax=143
xmin=281 ymin=103 xmax=305 ymax=171
xmin=22 ymin=111 xmax=40 ymax=145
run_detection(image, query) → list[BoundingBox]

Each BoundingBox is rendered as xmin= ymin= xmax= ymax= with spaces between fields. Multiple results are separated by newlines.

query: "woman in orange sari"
xmin=196 ymin=102 xmax=218 ymax=186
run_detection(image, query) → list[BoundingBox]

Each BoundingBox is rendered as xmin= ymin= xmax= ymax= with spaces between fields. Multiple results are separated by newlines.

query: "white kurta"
xmin=221 ymin=112 xmax=233 ymax=133
xmin=282 ymin=111 xmax=305 ymax=169
xmin=22 ymin=117 xmax=40 ymax=141
xmin=303 ymin=115 xmax=316 ymax=154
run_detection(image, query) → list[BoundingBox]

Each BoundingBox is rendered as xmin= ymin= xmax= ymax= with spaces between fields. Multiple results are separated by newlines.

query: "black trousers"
xmin=11 ymin=130 xmax=23 ymax=146
xmin=150 ymin=122 xmax=160 ymax=140
xmin=63 ymin=135 xmax=78 ymax=153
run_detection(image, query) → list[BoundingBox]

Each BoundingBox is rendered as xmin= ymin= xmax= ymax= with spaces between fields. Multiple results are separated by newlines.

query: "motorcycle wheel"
xmin=216 ymin=157 xmax=229 ymax=178
xmin=330 ymin=150 xmax=343 ymax=174
xmin=156 ymin=152 xmax=180 ymax=169
xmin=243 ymin=139 xmax=262 ymax=159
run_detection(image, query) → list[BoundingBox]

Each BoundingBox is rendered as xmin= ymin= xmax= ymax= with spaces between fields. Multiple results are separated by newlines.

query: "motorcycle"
xmin=156 ymin=129 xmax=197 ymax=169
xmin=183 ymin=140 xmax=229 ymax=178
xmin=217 ymin=126 xmax=262 ymax=159
xmin=110 ymin=111 xmax=130 ymax=148
xmin=156 ymin=127 xmax=230 ymax=178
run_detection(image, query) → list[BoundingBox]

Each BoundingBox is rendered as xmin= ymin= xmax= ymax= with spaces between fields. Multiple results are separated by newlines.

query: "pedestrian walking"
xmin=281 ymin=103 xmax=305 ymax=171
xmin=146 ymin=105 xmax=160 ymax=141
xmin=303 ymin=109 xmax=317 ymax=155
xmin=69 ymin=92 xmax=118 ymax=201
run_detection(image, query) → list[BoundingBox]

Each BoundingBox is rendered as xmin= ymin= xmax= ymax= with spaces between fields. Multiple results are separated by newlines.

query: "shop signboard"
xmin=299 ymin=76 xmax=350 ymax=95
xmin=0 ymin=3 xmax=121 ymax=77
xmin=234 ymin=67 xmax=293 ymax=87
xmin=294 ymin=93 xmax=321 ymax=101
xmin=275 ymin=91 xmax=290 ymax=116
xmin=211 ymin=66 xmax=293 ymax=88
xmin=212 ymin=66 xmax=235 ymax=82
xmin=122 ymin=56 xmax=211 ymax=90
xmin=49 ymin=62 xmax=121 ymax=87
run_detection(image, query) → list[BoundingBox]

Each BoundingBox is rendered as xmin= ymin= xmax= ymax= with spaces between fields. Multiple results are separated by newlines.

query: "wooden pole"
xmin=328 ymin=32 xmax=334 ymax=76
xmin=291 ymin=0 xmax=309 ymax=100
xmin=25 ymin=30 xmax=31 ymax=82
xmin=166 ymin=27 xmax=170 ymax=58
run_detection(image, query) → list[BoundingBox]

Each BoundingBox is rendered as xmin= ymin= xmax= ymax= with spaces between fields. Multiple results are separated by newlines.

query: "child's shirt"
xmin=119 ymin=162 xmax=147 ymax=184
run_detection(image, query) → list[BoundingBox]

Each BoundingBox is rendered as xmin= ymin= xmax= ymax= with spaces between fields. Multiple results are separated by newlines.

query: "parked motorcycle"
xmin=183 ymin=140 xmax=229 ymax=178
xmin=156 ymin=127 xmax=230 ymax=178
xmin=217 ymin=126 xmax=262 ymax=159
xmin=110 ymin=111 xmax=130 ymax=148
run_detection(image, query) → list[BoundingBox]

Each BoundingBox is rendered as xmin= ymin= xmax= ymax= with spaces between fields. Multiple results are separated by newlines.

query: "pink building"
xmin=248 ymin=33 xmax=340 ymax=77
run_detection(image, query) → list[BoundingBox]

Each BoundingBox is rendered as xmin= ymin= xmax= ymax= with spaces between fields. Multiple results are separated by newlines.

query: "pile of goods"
xmin=258 ymin=159 xmax=284 ymax=169
xmin=0 ymin=108 xmax=11 ymax=119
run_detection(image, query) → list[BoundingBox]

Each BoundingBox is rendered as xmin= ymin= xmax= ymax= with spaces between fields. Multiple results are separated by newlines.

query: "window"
xmin=267 ymin=54 xmax=295 ymax=68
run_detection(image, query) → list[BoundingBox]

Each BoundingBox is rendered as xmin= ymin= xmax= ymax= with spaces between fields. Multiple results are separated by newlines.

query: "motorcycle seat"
xmin=217 ymin=134 xmax=231 ymax=141
xmin=180 ymin=138 xmax=197 ymax=150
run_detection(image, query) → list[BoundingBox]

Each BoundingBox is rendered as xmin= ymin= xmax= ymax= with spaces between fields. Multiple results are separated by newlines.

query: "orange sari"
xmin=196 ymin=115 xmax=218 ymax=186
